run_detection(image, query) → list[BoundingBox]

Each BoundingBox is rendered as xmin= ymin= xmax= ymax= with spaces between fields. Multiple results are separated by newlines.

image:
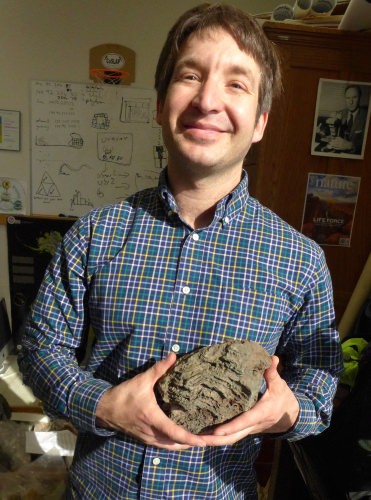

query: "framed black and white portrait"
xmin=311 ymin=79 xmax=371 ymax=160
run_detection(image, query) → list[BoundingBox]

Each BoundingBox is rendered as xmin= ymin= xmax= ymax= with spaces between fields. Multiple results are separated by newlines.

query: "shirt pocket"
xmin=211 ymin=280 xmax=298 ymax=354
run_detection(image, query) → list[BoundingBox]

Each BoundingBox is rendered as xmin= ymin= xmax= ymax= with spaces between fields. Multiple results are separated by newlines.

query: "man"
xmin=330 ymin=84 xmax=368 ymax=155
xmin=19 ymin=4 xmax=343 ymax=499
xmin=319 ymin=84 xmax=368 ymax=155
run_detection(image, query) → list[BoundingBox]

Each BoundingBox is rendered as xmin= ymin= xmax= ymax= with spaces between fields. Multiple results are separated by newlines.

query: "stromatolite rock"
xmin=155 ymin=339 xmax=271 ymax=434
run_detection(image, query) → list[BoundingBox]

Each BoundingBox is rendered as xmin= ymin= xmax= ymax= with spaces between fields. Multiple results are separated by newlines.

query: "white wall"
xmin=0 ymin=0 xmax=279 ymax=310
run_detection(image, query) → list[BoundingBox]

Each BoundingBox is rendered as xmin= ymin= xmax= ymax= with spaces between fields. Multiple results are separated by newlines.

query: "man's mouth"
xmin=184 ymin=121 xmax=224 ymax=133
xmin=181 ymin=120 xmax=230 ymax=142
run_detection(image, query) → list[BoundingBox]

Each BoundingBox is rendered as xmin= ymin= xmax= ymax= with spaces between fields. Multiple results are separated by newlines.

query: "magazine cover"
xmin=301 ymin=173 xmax=361 ymax=247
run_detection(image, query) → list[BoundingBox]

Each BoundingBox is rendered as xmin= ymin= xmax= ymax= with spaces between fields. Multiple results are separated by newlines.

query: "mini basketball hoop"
xmin=90 ymin=68 xmax=130 ymax=85
xmin=89 ymin=43 xmax=135 ymax=86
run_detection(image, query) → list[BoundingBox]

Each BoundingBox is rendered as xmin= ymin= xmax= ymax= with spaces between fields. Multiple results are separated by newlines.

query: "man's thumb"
xmin=151 ymin=352 xmax=177 ymax=382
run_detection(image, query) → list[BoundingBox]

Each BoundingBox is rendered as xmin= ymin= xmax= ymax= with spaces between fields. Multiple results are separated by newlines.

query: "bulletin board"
xmin=31 ymin=80 xmax=165 ymax=217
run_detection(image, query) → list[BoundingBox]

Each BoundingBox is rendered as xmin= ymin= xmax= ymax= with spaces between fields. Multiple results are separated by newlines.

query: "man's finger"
xmin=149 ymin=353 xmax=177 ymax=383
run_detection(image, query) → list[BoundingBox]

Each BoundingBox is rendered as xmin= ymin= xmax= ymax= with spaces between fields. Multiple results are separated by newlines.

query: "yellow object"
xmin=340 ymin=337 xmax=369 ymax=387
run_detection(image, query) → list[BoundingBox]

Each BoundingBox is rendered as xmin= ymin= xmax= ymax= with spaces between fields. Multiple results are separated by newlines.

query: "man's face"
xmin=156 ymin=28 xmax=268 ymax=178
xmin=345 ymin=87 xmax=360 ymax=112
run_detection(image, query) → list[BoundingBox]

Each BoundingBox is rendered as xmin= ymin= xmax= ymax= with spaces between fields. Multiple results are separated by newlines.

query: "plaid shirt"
xmin=20 ymin=170 xmax=343 ymax=499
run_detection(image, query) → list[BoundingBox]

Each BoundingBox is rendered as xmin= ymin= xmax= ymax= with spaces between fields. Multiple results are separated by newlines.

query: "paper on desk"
xmin=25 ymin=430 xmax=76 ymax=456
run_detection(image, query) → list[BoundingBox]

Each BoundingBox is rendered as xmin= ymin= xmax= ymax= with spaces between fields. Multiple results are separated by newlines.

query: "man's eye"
xmin=230 ymin=82 xmax=246 ymax=91
xmin=183 ymin=73 xmax=198 ymax=81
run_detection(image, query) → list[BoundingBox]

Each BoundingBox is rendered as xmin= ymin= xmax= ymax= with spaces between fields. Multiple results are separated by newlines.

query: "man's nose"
xmin=192 ymin=79 xmax=223 ymax=113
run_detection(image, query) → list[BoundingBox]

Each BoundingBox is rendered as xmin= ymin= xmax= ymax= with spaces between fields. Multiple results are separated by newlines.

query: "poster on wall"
xmin=0 ymin=177 xmax=26 ymax=214
xmin=301 ymin=173 xmax=361 ymax=247
xmin=311 ymin=79 xmax=371 ymax=160
xmin=0 ymin=109 xmax=21 ymax=151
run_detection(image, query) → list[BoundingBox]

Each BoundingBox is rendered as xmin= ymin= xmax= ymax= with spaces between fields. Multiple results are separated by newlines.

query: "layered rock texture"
xmin=156 ymin=339 xmax=271 ymax=434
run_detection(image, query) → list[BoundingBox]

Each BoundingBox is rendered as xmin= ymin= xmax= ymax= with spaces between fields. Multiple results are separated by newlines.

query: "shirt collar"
xmin=157 ymin=168 xmax=250 ymax=227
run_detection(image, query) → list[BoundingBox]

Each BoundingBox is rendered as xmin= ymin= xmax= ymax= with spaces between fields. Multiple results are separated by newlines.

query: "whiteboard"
xmin=31 ymin=80 xmax=165 ymax=216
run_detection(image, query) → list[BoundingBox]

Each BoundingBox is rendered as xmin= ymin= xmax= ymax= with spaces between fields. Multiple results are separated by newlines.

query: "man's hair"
xmin=154 ymin=3 xmax=282 ymax=119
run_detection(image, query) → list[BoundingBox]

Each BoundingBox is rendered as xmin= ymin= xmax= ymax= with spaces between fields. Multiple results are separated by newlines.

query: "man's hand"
xmin=199 ymin=355 xmax=299 ymax=446
xmin=95 ymin=353 xmax=206 ymax=450
xmin=329 ymin=136 xmax=352 ymax=151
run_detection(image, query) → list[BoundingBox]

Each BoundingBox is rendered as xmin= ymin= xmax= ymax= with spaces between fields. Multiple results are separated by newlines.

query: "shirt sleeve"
xmin=18 ymin=216 xmax=115 ymax=436
xmin=275 ymin=246 xmax=344 ymax=441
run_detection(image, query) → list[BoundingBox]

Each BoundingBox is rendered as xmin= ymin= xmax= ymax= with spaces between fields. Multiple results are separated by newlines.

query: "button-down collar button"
xmin=182 ymin=286 xmax=190 ymax=295
xmin=167 ymin=210 xmax=173 ymax=217
xmin=192 ymin=233 xmax=199 ymax=241
xmin=152 ymin=457 xmax=161 ymax=465
xmin=224 ymin=216 xmax=230 ymax=224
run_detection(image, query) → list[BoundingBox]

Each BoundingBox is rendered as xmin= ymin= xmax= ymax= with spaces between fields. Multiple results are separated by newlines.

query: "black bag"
xmin=350 ymin=296 xmax=371 ymax=343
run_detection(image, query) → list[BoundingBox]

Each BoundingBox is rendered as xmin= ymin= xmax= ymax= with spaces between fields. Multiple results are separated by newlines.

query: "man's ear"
xmin=252 ymin=112 xmax=269 ymax=144
xmin=156 ymin=98 xmax=163 ymax=126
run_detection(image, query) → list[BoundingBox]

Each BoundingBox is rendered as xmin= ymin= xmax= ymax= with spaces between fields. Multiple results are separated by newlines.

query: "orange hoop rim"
xmin=90 ymin=68 xmax=130 ymax=82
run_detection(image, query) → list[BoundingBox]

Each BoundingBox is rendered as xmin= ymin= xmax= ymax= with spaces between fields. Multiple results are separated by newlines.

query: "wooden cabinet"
xmin=247 ymin=23 xmax=371 ymax=323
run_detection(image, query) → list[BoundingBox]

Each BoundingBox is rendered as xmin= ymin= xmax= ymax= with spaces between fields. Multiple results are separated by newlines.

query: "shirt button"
xmin=167 ymin=210 xmax=173 ymax=217
xmin=224 ymin=216 xmax=230 ymax=224
xmin=192 ymin=233 xmax=199 ymax=241
xmin=182 ymin=286 xmax=190 ymax=295
xmin=152 ymin=457 xmax=161 ymax=465
xmin=172 ymin=344 xmax=180 ymax=353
